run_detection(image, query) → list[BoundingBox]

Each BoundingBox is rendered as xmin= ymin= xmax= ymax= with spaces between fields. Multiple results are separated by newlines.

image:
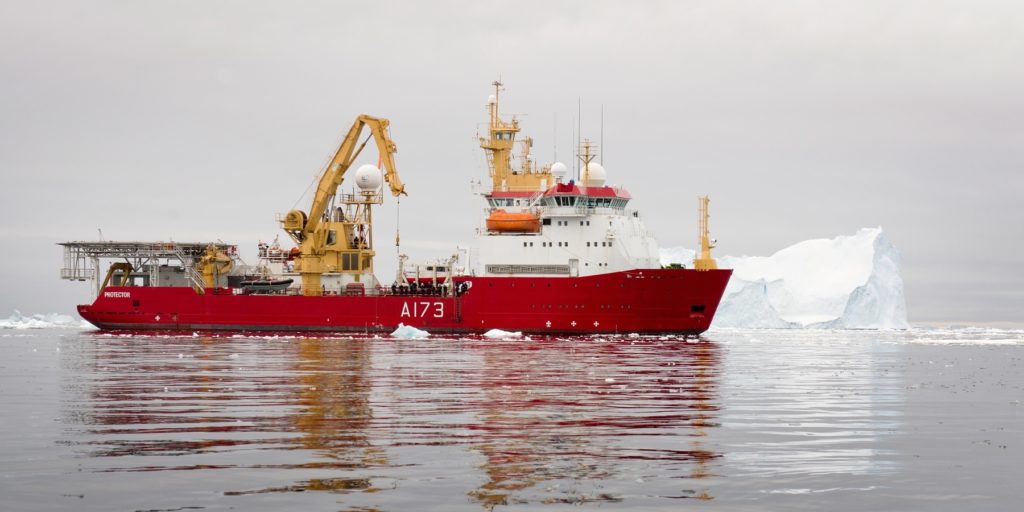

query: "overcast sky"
xmin=1 ymin=1 xmax=1021 ymax=326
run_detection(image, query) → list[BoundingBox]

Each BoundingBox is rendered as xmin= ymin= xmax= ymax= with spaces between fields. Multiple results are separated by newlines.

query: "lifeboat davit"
xmin=486 ymin=209 xmax=541 ymax=233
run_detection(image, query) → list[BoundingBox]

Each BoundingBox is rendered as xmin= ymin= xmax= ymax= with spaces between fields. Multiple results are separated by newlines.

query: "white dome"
xmin=354 ymin=164 xmax=383 ymax=191
xmin=582 ymin=162 xmax=606 ymax=187
xmin=549 ymin=162 xmax=568 ymax=181
xmin=487 ymin=94 xmax=497 ymax=105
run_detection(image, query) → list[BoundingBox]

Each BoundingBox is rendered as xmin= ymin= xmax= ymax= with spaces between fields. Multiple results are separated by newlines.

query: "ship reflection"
xmin=463 ymin=338 xmax=722 ymax=507
xmin=287 ymin=337 xmax=385 ymax=492
xmin=61 ymin=333 xmax=387 ymax=495
xmin=62 ymin=333 xmax=722 ymax=506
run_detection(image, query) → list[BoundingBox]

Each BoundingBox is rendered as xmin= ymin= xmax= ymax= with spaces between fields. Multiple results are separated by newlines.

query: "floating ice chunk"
xmin=483 ymin=329 xmax=522 ymax=339
xmin=391 ymin=323 xmax=430 ymax=339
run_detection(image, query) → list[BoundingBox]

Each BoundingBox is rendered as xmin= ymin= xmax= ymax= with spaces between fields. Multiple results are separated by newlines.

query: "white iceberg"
xmin=390 ymin=323 xmax=430 ymax=339
xmin=483 ymin=328 xmax=523 ymax=339
xmin=661 ymin=227 xmax=909 ymax=329
xmin=1 ymin=310 xmax=82 ymax=329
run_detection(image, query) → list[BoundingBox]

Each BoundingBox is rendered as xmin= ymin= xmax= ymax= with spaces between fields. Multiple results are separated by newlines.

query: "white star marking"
xmin=571 ymin=320 xmax=577 ymax=327
xmin=545 ymin=321 xmax=552 ymax=328
xmin=593 ymin=321 xmax=600 ymax=327
xmin=155 ymin=315 xmax=161 ymax=321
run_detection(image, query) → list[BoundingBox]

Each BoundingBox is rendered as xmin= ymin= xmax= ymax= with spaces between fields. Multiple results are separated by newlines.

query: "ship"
xmin=61 ymin=82 xmax=732 ymax=335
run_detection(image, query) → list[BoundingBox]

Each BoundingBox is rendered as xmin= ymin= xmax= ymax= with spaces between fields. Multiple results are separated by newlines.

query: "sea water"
xmin=1 ymin=325 xmax=1021 ymax=511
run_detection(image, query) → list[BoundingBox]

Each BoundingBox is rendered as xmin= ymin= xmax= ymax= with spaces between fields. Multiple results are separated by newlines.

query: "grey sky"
xmin=1 ymin=1 xmax=1021 ymax=326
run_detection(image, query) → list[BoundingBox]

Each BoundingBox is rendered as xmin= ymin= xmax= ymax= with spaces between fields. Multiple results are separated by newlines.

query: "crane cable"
xmin=387 ymin=149 xmax=399 ymax=256
xmin=289 ymin=133 xmax=374 ymax=213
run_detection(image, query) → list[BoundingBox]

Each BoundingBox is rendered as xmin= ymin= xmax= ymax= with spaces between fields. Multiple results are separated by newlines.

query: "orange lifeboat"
xmin=486 ymin=209 xmax=541 ymax=233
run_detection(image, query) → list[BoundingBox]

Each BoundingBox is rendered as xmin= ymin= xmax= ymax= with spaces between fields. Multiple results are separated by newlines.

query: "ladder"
xmin=172 ymin=246 xmax=206 ymax=293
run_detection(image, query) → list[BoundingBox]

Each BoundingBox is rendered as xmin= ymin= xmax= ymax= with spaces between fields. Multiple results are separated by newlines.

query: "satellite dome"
xmin=582 ymin=162 xmax=606 ymax=187
xmin=550 ymin=162 xmax=568 ymax=181
xmin=354 ymin=164 xmax=383 ymax=191
xmin=487 ymin=94 xmax=497 ymax=105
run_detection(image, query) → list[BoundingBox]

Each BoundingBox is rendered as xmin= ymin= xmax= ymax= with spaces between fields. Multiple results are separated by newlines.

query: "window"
xmin=542 ymin=218 xmax=551 ymax=226
xmin=342 ymin=253 xmax=359 ymax=271
xmin=691 ymin=305 xmax=706 ymax=313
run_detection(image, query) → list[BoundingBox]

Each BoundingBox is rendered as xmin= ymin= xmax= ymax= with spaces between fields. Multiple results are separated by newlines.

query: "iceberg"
xmin=483 ymin=328 xmax=523 ymax=339
xmin=390 ymin=323 xmax=430 ymax=339
xmin=1 ymin=310 xmax=82 ymax=329
xmin=661 ymin=228 xmax=909 ymax=329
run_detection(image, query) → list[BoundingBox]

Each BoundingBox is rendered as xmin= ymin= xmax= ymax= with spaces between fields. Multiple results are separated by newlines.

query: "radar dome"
xmin=550 ymin=162 xmax=568 ymax=181
xmin=487 ymin=94 xmax=497 ymax=105
xmin=355 ymin=164 xmax=383 ymax=191
xmin=582 ymin=162 xmax=606 ymax=187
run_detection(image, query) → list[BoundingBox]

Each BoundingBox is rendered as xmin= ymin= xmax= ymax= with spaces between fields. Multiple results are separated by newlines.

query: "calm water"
xmin=1 ymin=328 xmax=1021 ymax=511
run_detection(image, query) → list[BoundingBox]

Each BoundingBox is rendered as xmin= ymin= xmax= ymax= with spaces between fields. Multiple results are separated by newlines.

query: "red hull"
xmin=78 ymin=268 xmax=731 ymax=335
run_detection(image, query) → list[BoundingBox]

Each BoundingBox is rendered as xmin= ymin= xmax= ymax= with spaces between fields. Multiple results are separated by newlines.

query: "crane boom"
xmin=286 ymin=115 xmax=401 ymax=240
xmin=297 ymin=115 xmax=404 ymax=239
xmin=279 ymin=114 xmax=406 ymax=296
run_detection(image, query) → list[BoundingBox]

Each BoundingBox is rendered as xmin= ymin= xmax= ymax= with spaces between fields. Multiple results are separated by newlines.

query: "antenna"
xmin=577 ymin=97 xmax=581 ymax=180
xmin=600 ymin=104 xmax=604 ymax=165
xmin=571 ymin=114 xmax=576 ymax=180
xmin=553 ymin=113 xmax=557 ymax=162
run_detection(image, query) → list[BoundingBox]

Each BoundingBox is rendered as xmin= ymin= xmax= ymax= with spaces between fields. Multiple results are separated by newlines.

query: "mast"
xmin=478 ymin=81 xmax=552 ymax=193
xmin=577 ymin=139 xmax=597 ymax=189
xmin=694 ymin=196 xmax=718 ymax=270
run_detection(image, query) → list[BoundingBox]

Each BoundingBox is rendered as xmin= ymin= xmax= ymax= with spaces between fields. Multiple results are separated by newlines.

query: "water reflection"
xmin=716 ymin=330 xmax=904 ymax=482
xmin=36 ymin=329 xmax=1024 ymax=510
xmin=60 ymin=334 xmax=724 ymax=508
xmin=463 ymin=338 xmax=721 ymax=506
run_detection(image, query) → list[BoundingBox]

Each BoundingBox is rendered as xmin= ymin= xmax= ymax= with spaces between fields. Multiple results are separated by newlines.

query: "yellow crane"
xmin=280 ymin=115 xmax=406 ymax=296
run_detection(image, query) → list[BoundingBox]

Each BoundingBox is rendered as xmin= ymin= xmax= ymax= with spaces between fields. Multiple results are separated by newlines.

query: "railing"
xmin=60 ymin=268 xmax=95 ymax=280
xmin=171 ymin=246 xmax=207 ymax=291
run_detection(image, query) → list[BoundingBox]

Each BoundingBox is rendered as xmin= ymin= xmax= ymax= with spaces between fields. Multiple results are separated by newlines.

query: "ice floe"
xmin=391 ymin=323 xmax=430 ymax=339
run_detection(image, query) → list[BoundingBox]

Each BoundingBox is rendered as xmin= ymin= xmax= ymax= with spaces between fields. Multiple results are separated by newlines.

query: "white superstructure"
xmin=471 ymin=81 xmax=663 ymax=278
